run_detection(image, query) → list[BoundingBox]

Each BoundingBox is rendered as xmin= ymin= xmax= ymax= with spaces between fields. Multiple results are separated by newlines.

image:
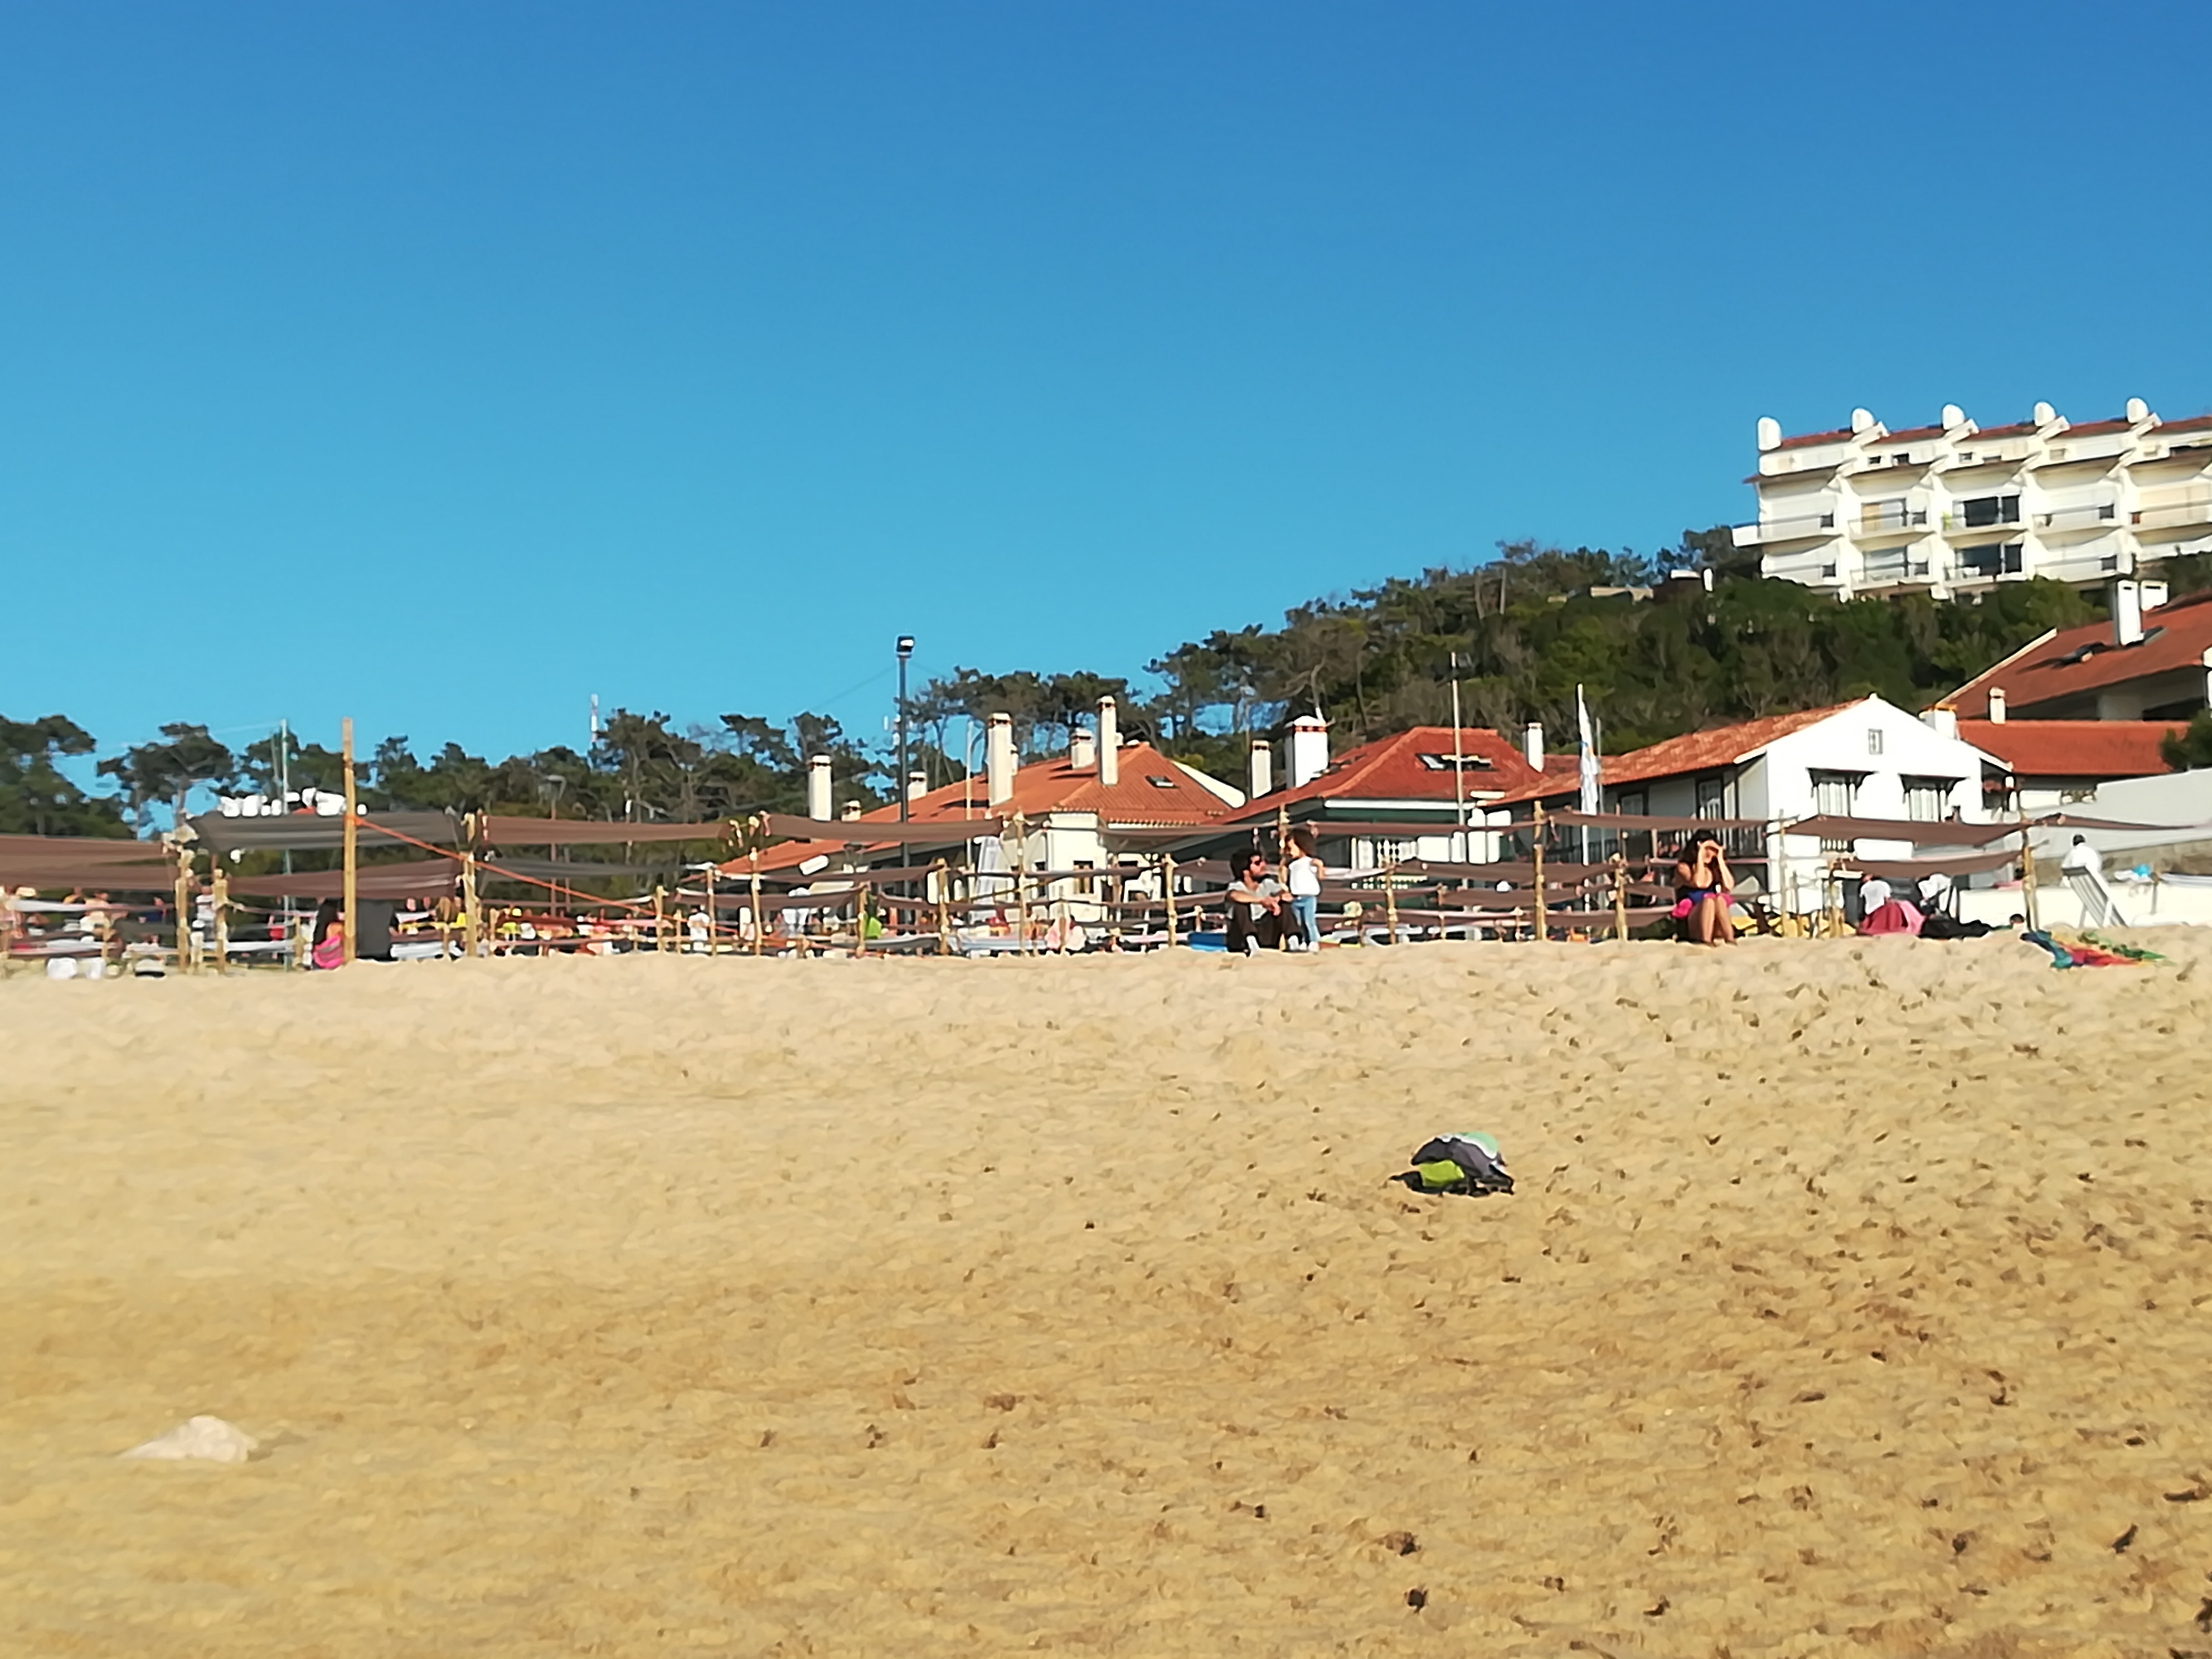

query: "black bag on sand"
xmin=1397 ymin=1134 xmax=1514 ymax=1196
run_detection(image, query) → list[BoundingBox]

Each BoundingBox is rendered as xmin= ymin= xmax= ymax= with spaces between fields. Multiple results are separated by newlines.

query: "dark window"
xmin=1961 ymin=494 xmax=2021 ymax=528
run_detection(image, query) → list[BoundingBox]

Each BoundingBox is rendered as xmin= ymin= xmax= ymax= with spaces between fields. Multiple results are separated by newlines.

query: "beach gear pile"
xmin=2021 ymin=929 xmax=2166 ymax=969
xmin=1395 ymin=1132 xmax=1513 ymax=1197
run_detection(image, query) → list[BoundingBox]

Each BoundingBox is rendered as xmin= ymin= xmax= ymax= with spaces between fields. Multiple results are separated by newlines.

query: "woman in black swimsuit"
xmin=1673 ymin=830 xmax=1736 ymax=946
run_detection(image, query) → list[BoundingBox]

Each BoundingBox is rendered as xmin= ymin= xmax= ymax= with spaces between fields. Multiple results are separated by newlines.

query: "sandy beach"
xmin=3 ymin=937 xmax=2210 ymax=1656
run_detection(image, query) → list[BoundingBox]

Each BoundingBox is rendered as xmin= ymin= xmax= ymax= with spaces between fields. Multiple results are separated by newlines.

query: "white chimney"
xmin=2141 ymin=580 xmax=2170 ymax=612
xmin=1941 ymin=403 xmax=1966 ymax=430
xmin=840 ymin=799 xmax=862 ymax=822
xmin=1096 ymin=697 xmax=1119 ymax=788
xmin=1755 ymin=416 xmax=1781 ymax=453
xmin=1522 ymin=721 xmax=1544 ymax=771
xmin=1923 ymin=706 xmax=1959 ymax=740
xmin=2032 ymin=400 xmax=2056 ymax=427
xmin=2126 ymin=396 xmax=2150 ymax=424
xmin=1850 ymin=407 xmax=1876 ymax=434
xmin=985 ymin=713 xmax=1016 ymax=806
xmin=1070 ymin=728 xmax=1097 ymax=771
xmin=806 ymin=755 xmax=833 ymax=820
xmin=2112 ymin=578 xmax=2145 ymax=648
xmin=1248 ymin=741 xmax=1273 ymax=798
xmin=906 ymin=772 xmax=927 ymax=803
xmin=2203 ymin=646 xmax=2212 ymax=709
xmin=1986 ymin=688 xmax=2007 ymax=725
xmin=1288 ymin=714 xmax=1329 ymax=788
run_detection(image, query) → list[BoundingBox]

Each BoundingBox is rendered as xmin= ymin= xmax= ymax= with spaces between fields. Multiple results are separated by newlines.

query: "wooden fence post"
xmin=1163 ymin=855 xmax=1178 ymax=948
xmin=1611 ymin=852 xmax=1629 ymax=943
xmin=173 ymin=845 xmax=194 ymax=974
xmin=1531 ymin=802 xmax=1548 ymax=943
xmin=341 ymin=717 xmax=358 ymax=966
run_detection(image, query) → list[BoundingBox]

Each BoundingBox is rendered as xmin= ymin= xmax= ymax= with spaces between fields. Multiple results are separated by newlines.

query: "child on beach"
xmin=1284 ymin=828 xmax=1322 ymax=950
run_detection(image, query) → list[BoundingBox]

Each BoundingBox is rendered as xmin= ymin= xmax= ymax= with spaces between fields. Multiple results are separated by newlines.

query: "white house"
xmin=1500 ymin=696 xmax=2000 ymax=911
xmin=1733 ymin=401 xmax=2212 ymax=598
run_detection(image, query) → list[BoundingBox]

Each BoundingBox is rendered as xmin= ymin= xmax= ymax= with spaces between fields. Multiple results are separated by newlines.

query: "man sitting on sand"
xmin=1225 ymin=850 xmax=1285 ymax=955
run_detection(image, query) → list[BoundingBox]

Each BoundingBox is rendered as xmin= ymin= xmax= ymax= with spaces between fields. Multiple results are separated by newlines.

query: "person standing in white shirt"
xmin=1284 ymin=827 xmax=1323 ymax=950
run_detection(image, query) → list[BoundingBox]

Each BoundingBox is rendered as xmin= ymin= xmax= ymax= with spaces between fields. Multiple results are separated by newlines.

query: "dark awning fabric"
xmin=1842 ymin=848 xmax=2022 ymax=880
xmin=0 ymin=833 xmax=166 ymax=862
xmin=479 ymin=816 xmax=738 ymax=847
xmin=225 ymin=858 xmax=458 ymax=900
xmin=1 ymin=861 xmax=177 ymax=891
xmin=1543 ymin=810 xmax=1772 ymax=832
xmin=1781 ymin=816 xmax=2018 ymax=846
xmin=0 ymin=834 xmax=176 ymax=890
xmin=753 ymin=812 xmax=1004 ymax=845
xmin=479 ymin=855 xmax=680 ymax=881
xmin=190 ymin=811 xmax=461 ymax=854
xmin=2032 ymin=812 xmax=2212 ymax=833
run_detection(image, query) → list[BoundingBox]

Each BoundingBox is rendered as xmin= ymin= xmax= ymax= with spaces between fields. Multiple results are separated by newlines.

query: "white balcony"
xmin=1735 ymin=509 xmax=1837 ymax=547
xmin=1849 ymin=502 xmax=1929 ymax=542
xmin=2034 ymin=500 xmax=2119 ymax=532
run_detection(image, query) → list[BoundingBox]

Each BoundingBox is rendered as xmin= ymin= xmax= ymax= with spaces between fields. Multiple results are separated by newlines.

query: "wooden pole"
xmin=1531 ymin=803 xmax=1548 ymax=943
xmin=461 ymin=813 xmax=481 ymax=959
xmin=173 ymin=844 xmax=194 ymax=974
xmin=933 ymin=857 xmax=951 ymax=956
xmin=212 ymin=865 xmax=230 ymax=973
xmin=1384 ymin=861 xmax=1401 ymax=945
xmin=1611 ymin=852 xmax=1629 ymax=943
xmin=653 ymin=884 xmax=668 ymax=953
xmin=341 ymin=717 xmax=358 ymax=966
xmin=749 ymin=851 xmax=763 ymax=957
xmin=706 ymin=862 xmax=719 ymax=956
xmin=1163 ymin=855 xmax=1179 ymax=948
xmin=2016 ymin=806 xmax=2040 ymax=933
xmin=1011 ymin=812 xmax=1031 ymax=954
xmin=853 ymin=882 xmax=870 ymax=957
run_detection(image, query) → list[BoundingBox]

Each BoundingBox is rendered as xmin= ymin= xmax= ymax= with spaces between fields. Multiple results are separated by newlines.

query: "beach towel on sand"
xmin=1397 ymin=1133 xmax=1513 ymax=1196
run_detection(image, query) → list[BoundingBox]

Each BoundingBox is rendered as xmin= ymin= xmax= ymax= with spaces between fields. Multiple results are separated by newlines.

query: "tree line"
xmin=8 ymin=537 xmax=2206 ymax=838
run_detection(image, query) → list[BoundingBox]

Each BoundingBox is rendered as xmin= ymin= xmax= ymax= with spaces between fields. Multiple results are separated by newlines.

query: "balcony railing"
xmin=1852 ymin=503 xmax=1928 ymax=538
xmin=1749 ymin=510 xmax=1836 ymax=543
xmin=2132 ymin=497 xmax=2212 ymax=531
xmin=1941 ymin=505 xmax=2022 ymax=535
xmin=2035 ymin=501 xmax=2118 ymax=529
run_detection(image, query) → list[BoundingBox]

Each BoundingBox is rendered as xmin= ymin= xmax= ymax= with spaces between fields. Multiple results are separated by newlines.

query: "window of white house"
xmin=1615 ymin=790 xmax=1648 ymax=818
xmin=1866 ymin=728 xmax=1885 ymax=757
xmin=1695 ymin=777 xmax=1728 ymax=819
xmin=1901 ymin=776 xmax=1948 ymax=821
xmin=1811 ymin=770 xmax=1861 ymax=816
xmin=1073 ymin=858 xmax=1096 ymax=896
xmin=1811 ymin=769 xmax=1861 ymax=850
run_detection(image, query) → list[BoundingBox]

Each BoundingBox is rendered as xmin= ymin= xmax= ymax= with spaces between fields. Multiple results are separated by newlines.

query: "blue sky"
xmin=6 ymin=1 xmax=2209 ymax=771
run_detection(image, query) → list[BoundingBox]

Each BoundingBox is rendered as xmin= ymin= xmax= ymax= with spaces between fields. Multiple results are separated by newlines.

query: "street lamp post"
xmin=896 ymin=636 xmax=915 ymax=822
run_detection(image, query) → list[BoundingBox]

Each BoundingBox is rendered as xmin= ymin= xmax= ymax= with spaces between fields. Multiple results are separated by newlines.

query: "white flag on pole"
xmin=1575 ymin=684 xmax=1601 ymax=816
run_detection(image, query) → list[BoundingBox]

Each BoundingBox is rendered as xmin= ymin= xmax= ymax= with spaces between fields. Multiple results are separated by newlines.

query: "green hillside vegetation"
xmin=8 ymin=536 xmax=2202 ymax=841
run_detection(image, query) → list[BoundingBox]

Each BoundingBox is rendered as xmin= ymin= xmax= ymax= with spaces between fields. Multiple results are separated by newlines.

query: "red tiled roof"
xmin=1946 ymin=588 xmax=2212 ymax=718
xmin=1486 ymin=704 xmax=1868 ymax=805
xmin=2158 ymin=414 xmax=2212 ymax=435
xmin=1873 ymin=424 xmax=1944 ymax=444
xmin=1968 ymin=421 xmax=2038 ymax=442
xmin=1777 ymin=426 xmax=1855 ymax=451
xmin=1954 ymin=720 xmax=2177 ymax=780
xmin=731 ymin=741 xmax=1239 ymax=873
xmin=1487 ymin=754 xmax=1593 ymax=807
xmin=1600 ymin=702 xmax=1864 ymax=787
xmin=1229 ymin=727 xmax=1542 ymax=820
xmin=2058 ymin=418 xmax=2136 ymax=440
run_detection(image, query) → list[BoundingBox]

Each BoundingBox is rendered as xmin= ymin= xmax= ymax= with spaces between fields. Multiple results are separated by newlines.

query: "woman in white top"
xmin=1284 ymin=827 xmax=1323 ymax=950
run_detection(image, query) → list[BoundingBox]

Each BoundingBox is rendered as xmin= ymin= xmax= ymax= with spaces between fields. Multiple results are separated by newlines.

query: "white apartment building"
xmin=1733 ymin=400 xmax=2212 ymax=597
